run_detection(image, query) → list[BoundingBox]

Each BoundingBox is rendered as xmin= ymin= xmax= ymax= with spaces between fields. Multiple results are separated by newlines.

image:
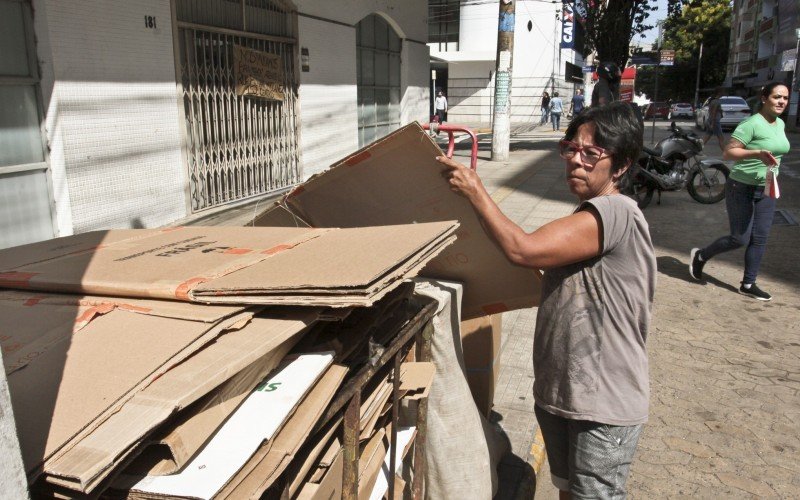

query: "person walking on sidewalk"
xmin=439 ymin=102 xmax=655 ymax=499
xmin=703 ymin=88 xmax=726 ymax=149
xmin=435 ymin=90 xmax=448 ymax=123
xmin=569 ymin=89 xmax=585 ymax=118
xmin=540 ymin=91 xmax=551 ymax=125
xmin=550 ymin=92 xmax=564 ymax=131
xmin=690 ymin=82 xmax=790 ymax=301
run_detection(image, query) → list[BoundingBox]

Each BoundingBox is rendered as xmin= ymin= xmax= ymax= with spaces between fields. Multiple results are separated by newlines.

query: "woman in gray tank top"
xmin=439 ymin=102 xmax=656 ymax=499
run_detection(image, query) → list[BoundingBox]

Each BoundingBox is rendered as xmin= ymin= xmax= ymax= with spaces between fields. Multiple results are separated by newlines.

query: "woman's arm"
xmin=438 ymin=156 xmax=602 ymax=269
xmin=723 ymin=139 xmax=777 ymax=165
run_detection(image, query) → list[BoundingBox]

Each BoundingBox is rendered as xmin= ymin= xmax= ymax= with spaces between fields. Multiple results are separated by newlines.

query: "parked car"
xmin=668 ymin=102 xmax=694 ymax=120
xmin=695 ymin=96 xmax=751 ymax=131
xmin=644 ymin=102 xmax=670 ymax=119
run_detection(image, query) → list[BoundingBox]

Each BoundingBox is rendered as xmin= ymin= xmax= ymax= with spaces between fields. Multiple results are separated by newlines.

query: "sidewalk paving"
xmin=177 ymin=119 xmax=800 ymax=498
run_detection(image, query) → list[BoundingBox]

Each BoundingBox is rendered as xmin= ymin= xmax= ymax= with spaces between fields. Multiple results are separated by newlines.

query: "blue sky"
xmin=637 ymin=0 xmax=670 ymax=46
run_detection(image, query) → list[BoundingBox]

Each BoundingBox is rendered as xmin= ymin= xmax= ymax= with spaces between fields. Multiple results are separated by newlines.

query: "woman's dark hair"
xmin=761 ymin=81 xmax=788 ymax=98
xmin=563 ymin=101 xmax=643 ymax=178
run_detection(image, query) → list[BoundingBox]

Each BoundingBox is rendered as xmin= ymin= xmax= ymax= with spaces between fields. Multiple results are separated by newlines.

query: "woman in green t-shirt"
xmin=689 ymin=82 xmax=790 ymax=301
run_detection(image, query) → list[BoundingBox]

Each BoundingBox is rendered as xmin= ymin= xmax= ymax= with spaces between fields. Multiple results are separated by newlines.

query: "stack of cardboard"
xmin=0 ymin=222 xmax=454 ymax=498
xmin=0 ymin=223 xmax=457 ymax=307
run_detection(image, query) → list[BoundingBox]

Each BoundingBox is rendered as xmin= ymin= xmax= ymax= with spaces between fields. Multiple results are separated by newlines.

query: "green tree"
xmin=581 ymin=0 xmax=660 ymax=68
xmin=636 ymin=0 xmax=731 ymax=104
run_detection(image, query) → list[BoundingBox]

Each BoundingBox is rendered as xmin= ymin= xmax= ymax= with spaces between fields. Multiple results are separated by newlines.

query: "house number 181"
xmin=144 ymin=16 xmax=157 ymax=29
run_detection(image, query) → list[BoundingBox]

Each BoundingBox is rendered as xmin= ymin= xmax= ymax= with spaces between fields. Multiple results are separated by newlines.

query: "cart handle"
xmin=422 ymin=123 xmax=479 ymax=171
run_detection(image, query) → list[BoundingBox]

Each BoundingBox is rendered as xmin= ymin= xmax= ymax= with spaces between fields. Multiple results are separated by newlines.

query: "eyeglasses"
xmin=558 ymin=139 xmax=612 ymax=165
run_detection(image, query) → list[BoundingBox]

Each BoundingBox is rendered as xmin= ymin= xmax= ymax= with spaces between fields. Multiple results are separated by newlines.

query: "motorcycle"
xmin=626 ymin=122 xmax=730 ymax=209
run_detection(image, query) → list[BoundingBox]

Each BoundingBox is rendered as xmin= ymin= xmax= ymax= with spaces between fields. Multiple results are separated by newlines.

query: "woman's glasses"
xmin=558 ymin=139 xmax=611 ymax=165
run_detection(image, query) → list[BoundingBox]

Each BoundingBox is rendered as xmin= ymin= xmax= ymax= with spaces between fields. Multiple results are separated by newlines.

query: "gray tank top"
xmin=533 ymin=194 xmax=655 ymax=425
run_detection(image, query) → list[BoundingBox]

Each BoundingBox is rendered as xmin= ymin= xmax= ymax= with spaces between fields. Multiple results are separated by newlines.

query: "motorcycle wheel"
xmin=688 ymin=164 xmax=728 ymax=204
xmin=627 ymin=176 xmax=655 ymax=209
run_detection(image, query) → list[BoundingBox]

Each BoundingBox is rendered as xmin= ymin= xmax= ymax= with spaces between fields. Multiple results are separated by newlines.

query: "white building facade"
xmin=0 ymin=0 xmax=430 ymax=250
xmin=428 ymin=0 xmax=587 ymax=125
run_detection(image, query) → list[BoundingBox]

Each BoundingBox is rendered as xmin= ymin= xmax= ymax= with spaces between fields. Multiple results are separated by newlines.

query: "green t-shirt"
xmin=729 ymin=113 xmax=790 ymax=186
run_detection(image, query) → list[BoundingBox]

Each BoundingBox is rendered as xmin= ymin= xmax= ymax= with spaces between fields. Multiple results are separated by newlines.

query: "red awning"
xmin=592 ymin=66 xmax=637 ymax=81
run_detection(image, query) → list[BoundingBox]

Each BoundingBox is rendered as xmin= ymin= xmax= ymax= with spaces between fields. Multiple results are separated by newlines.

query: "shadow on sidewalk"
xmin=656 ymin=255 xmax=738 ymax=294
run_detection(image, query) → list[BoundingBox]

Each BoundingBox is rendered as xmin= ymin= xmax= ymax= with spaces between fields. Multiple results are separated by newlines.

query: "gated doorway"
xmin=174 ymin=0 xmax=300 ymax=212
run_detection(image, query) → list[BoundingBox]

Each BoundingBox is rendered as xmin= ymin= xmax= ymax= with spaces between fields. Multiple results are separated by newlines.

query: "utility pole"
xmin=693 ymin=40 xmax=703 ymax=109
xmin=491 ymin=0 xmax=515 ymax=161
xmin=650 ymin=21 xmax=664 ymax=144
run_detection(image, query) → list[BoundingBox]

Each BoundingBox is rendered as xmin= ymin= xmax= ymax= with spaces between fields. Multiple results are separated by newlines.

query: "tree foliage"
xmin=635 ymin=0 xmax=732 ymax=104
xmin=580 ymin=0 xmax=660 ymax=68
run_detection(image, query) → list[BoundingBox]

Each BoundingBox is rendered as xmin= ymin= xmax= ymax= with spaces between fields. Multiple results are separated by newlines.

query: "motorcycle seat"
xmin=642 ymin=145 xmax=662 ymax=157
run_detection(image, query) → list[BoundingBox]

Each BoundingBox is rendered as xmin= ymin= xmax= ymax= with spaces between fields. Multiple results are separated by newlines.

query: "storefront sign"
xmin=561 ymin=2 xmax=575 ymax=49
xmin=233 ymin=46 xmax=284 ymax=101
xmin=659 ymin=49 xmax=675 ymax=66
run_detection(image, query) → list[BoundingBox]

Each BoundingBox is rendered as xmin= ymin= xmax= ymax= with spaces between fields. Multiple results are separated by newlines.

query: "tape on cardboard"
xmin=0 ymin=271 xmax=38 ymax=288
xmin=174 ymin=277 xmax=209 ymax=301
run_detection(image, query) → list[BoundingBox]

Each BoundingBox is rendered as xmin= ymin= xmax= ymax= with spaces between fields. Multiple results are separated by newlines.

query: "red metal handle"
xmin=421 ymin=122 xmax=479 ymax=171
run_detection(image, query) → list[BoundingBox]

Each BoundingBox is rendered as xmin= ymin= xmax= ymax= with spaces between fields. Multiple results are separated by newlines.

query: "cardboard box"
xmin=254 ymin=122 xmax=542 ymax=319
xmin=0 ymin=224 xmax=457 ymax=308
xmin=461 ymin=314 xmax=503 ymax=416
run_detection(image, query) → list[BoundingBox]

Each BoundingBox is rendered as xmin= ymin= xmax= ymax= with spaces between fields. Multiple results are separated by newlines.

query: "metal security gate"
xmin=174 ymin=0 xmax=300 ymax=211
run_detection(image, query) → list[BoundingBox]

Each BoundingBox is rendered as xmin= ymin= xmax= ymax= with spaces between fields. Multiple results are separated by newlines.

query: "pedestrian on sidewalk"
xmin=550 ymin=92 xmax=564 ymax=131
xmin=569 ymin=89 xmax=585 ymax=118
xmin=703 ymin=88 xmax=726 ymax=149
xmin=540 ymin=91 xmax=551 ymax=125
xmin=439 ymin=102 xmax=655 ymax=499
xmin=435 ymin=90 xmax=448 ymax=123
xmin=690 ymin=82 xmax=790 ymax=301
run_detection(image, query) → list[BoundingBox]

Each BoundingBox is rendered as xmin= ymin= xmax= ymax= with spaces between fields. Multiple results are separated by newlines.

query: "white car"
xmin=695 ymin=96 xmax=752 ymax=131
xmin=668 ymin=102 xmax=694 ymax=120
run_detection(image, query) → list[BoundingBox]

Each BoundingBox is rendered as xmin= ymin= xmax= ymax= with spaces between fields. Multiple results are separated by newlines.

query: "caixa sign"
xmin=561 ymin=2 xmax=575 ymax=49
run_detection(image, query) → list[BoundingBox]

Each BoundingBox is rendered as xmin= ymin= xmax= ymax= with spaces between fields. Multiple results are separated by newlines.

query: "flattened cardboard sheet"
xmin=214 ymin=364 xmax=348 ymax=499
xmin=0 ymin=224 xmax=458 ymax=308
xmin=0 ymin=229 xmax=160 ymax=271
xmin=259 ymin=122 xmax=541 ymax=319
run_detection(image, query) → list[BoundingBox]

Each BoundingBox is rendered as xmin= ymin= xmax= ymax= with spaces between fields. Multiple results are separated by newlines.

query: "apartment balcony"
xmin=759 ymin=17 xmax=774 ymax=34
xmin=736 ymin=41 xmax=753 ymax=53
xmin=755 ymin=55 xmax=771 ymax=70
xmin=747 ymin=0 xmax=758 ymax=8
xmin=744 ymin=28 xmax=755 ymax=41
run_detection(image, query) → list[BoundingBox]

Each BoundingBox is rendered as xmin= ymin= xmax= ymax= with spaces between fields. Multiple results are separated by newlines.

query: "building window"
xmin=356 ymin=14 xmax=401 ymax=147
xmin=428 ymin=0 xmax=460 ymax=52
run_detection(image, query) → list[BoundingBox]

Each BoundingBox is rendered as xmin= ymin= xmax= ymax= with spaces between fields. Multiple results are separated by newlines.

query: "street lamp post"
xmin=789 ymin=28 xmax=800 ymax=130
